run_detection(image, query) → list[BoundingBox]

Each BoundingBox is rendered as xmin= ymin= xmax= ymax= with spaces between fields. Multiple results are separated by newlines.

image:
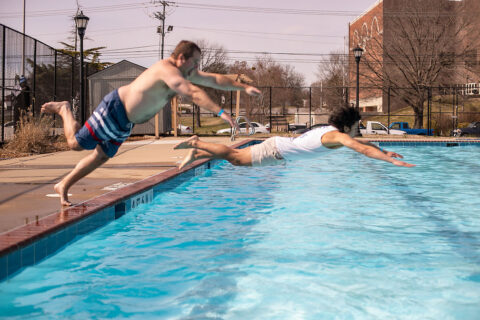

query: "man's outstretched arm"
xmin=164 ymin=71 xmax=236 ymax=127
xmin=333 ymin=132 xmax=415 ymax=167
xmin=355 ymin=139 xmax=405 ymax=159
xmin=189 ymin=71 xmax=262 ymax=96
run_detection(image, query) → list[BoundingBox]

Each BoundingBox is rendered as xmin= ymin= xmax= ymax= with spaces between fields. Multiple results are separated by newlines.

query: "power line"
xmin=1 ymin=1 xmax=476 ymax=19
xmin=175 ymin=2 xmax=360 ymax=16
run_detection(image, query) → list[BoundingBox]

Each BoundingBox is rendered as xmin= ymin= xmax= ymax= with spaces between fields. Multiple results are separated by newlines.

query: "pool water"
xmin=1 ymin=146 xmax=480 ymax=319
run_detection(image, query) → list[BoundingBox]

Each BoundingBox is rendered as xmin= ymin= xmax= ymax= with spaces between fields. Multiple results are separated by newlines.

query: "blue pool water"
xmin=1 ymin=146 xmax=480 ymax=319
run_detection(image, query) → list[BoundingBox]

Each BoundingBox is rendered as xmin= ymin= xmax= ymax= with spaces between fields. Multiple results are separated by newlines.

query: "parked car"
xmin=389 ymin=122 xmax=433 ymax=135
xmin=360 ymin=121 xmax=406 ymax=135
xmin=288 ymin=123 xmax=307 ymax=132
xmin=177 ymin=124 xmax=193 ymax=134
xmin=292 ymin=123 xmax=329 ymax=134
xmin=216 ymin=122 xmax=269 ymax=135
xmin=451 ymin=121 xmax=480 ymax=137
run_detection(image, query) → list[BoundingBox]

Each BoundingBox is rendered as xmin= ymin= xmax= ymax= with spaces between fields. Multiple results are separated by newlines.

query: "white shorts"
xmin=250 ymin=137 xmax=285 ymax=167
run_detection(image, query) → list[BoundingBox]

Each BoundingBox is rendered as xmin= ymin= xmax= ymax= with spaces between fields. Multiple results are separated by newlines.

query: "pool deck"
xmin=0 ymin=136 xmax=251 ymax=235
xmin=0 ymin=135 xmax=478 ymax=235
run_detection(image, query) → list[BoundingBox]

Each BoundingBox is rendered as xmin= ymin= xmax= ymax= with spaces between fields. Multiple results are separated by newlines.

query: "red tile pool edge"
xmin=0 ymin=139 xmax=255 ymax=257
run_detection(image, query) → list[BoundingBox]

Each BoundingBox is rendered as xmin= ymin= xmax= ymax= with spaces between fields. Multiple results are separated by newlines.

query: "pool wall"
xmin=0 ymin=139 xmax=257 ymax=282
xmin=369 ymin=138 xmax=480 ymax=147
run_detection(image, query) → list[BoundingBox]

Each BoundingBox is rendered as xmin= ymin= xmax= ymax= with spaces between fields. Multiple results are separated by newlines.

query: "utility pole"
xmin=22 ymin=0 xmax=26 ymax=76
xmin=153 ymin=1 xmax=174 ymax=59
xmin=152 ymin=1 xmax=174 ymax=137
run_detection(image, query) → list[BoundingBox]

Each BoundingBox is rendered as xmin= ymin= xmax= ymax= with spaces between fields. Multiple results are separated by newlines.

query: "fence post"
xmin=427 ymin=87 xmax=431 ymax=135
xmin=309 ymin=87 xmax=312 ymax=128
xmin=452 ymin=87 xmax=456 ymax=132
xmin=387 ymin=87 xmax=391 ymax=134
xmin=345 ymin=85 xmax=349 ymax=107
xmin=1 ymin=25 xmax=5 ymax=143
xmin=53 ymin=51 xmax=57 ymax=135
xmin=85 ymin=63 xmax=89 ymax=120
xmin=230 ymin=91 xmax=233 ymax=116
xmin=192 ymin=104 xmax=195 ymax=134
xmin=71 ymin=55 xmax=74 ymax=106
xmin=269 ymin=87 xmax=272 ymax=132
xmin=32 ymin=39 xmax=37 ymax=117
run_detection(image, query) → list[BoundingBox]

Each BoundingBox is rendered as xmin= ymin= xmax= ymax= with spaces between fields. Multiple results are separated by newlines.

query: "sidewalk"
xmin=0 ymin=136 xmax=246 ymax=234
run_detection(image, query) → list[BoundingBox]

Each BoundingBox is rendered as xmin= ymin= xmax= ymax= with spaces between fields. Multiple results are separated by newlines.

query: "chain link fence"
xmin=0 ymin=24 xmax=96 ymax=143
xmin=177 ymin=85 xmax=480 ymax=136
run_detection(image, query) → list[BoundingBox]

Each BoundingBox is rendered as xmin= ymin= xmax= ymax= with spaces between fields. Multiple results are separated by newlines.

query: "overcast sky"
xmin=0 ymin=0 xmax=379 ymax=85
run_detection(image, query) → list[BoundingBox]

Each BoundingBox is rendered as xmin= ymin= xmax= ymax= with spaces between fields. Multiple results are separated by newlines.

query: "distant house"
xmin=88 ymin=60 xmax=171 ymax=135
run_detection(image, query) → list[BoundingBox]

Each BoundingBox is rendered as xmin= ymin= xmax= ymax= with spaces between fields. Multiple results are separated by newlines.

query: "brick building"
xmin=349 ymin=0 xmax=480 ymax=113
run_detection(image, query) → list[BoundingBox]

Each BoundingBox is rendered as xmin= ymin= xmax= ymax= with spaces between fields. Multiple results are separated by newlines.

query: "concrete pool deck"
xmin=0 ymin=136 xmax=251 ymax=234
xmin=1 ymin=134 xmax=478 ymax=235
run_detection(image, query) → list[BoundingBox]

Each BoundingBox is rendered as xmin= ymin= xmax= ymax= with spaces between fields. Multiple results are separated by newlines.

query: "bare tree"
xmin=231 ymin=55 xmax=304 ymax=122
xmin=196 ymin=39 xmax=229 ymax=74
xmin=314 ymin=50 xmax=348 ymax=110
xmin=192 ymin=39 xmax=229 ymax=127
xmin=361 ymin=0 xmax=479 ymax=128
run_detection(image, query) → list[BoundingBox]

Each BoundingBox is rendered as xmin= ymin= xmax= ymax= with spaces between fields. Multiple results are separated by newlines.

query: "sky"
xmin=0 ymin=0 xmax=379 ymax=85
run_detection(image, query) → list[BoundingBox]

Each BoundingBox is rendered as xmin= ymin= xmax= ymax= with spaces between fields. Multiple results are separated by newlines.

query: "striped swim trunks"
xmin=75 ymin=89 xmax=133 ymax=157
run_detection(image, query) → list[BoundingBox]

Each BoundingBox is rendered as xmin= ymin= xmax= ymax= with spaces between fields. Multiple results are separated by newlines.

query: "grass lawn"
xmin=178 ymin=116 xmax=227 ymax=135
xmin=363 ymin=97 xmax=480 ymax=129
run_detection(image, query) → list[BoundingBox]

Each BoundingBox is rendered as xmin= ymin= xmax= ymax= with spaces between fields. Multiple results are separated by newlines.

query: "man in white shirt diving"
xmin=174 ymin=106 xmax=415 ymax=169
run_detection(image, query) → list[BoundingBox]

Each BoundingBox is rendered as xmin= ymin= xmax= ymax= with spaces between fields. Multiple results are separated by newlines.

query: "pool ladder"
xmin=231 ymin=116 xmax=255 ymax=141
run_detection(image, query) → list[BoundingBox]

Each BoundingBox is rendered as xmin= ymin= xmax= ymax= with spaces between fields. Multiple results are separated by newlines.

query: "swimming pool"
xmin=1 ymin=145 xmax=479 ymax=319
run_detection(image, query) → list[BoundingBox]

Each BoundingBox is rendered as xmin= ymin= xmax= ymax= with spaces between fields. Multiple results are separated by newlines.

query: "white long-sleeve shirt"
xmin=275 ymin=125 xmax=338 ymax=161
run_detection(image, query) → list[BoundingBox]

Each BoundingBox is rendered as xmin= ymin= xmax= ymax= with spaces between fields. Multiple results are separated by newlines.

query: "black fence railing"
xmin=178 ymin=85 xmax=480 ymax=136
xmin=0 ymin=24 xmax=96 ymax=143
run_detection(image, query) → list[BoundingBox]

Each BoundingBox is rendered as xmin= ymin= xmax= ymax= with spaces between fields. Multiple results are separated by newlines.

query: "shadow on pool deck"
xmin=0 ymin=136 xmax=247 ymax=234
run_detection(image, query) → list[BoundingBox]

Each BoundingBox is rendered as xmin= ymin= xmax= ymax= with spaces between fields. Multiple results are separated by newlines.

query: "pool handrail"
xmin=231 ymin=116 xmax=255 ymax=141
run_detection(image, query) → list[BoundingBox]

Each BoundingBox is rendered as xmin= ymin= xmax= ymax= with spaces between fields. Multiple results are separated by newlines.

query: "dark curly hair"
xmin=328 ymin=106 xmax=361 ymax=133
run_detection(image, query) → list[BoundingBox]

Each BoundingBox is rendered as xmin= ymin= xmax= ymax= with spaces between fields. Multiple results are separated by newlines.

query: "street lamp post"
xmin=74 ymin=11 xmax=89 ymax=124
xmin=353 ymin=47 xmax=364 ymax=112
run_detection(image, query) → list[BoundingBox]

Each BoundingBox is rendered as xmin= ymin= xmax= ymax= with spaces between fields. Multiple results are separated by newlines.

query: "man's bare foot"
xmin=41 ymin=101 xmax=69 ymax=115
xmin=173 ymin=135 xmax=199 ymax=150
xmin=54 ymin=182 xmax=72 ymax=207
xmin=178 ymin=149 xmax=198 ymax=170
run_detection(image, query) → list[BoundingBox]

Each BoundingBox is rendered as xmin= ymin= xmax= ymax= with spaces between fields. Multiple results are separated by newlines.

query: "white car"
xmin=359 ymin=121 xmax=406 ymax=135
xmin=216 ymin=122 xmax=270 ymax=135
xmin=177 ymin=124 xmax=193 ymax=134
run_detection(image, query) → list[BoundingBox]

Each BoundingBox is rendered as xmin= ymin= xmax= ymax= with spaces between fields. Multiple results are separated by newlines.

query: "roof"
xmin=351 ymin=0 xmax=383 ymax=25
xmin=88 ymin=60 xmax=147 ymax=80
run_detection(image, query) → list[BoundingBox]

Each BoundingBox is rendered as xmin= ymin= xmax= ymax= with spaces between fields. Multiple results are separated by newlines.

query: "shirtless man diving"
xmin=41 ymin=40 xmax=262 ymax=206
